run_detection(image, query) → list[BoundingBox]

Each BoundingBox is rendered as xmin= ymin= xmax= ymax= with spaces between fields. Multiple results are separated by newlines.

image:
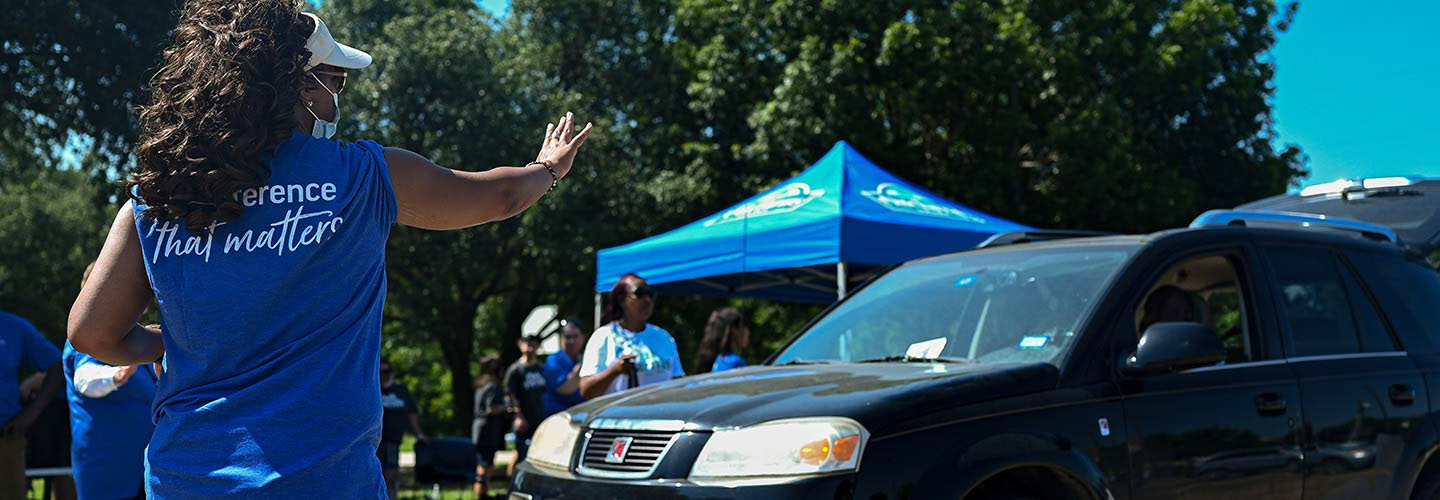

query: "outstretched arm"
xmin=388 ymin=112 xmax=593 ymax=230
xmin=68 ymin=203 xmax=163 ymax=366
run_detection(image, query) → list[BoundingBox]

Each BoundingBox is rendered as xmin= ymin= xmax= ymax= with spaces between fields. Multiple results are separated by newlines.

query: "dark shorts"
xmin=476 ymin=430 xmax=500 ymax=468
xmin=377 ymin=441 xmax=401 ymax=469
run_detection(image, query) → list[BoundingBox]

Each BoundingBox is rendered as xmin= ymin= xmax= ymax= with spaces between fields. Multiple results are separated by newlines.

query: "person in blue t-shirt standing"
xmin=64 ymin=2 xmax=595 ymax=498
xmin=541 ymin=318 xmax=587 ymax=418
xmin=1 ymin=310 xmax=64 ymax=500
xmin=63 ymin=339 xmax=157 ymax=500
xmin=694 ymin=306 xmax=750 ymax=374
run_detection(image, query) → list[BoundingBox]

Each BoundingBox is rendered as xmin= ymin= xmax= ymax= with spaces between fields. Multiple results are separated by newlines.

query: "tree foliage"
xmin=3 ymin=0 xmax=1304 ymax=434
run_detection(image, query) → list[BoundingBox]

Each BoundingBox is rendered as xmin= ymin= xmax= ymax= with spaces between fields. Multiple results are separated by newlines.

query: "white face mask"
xmin=304 ymin=73 xmax=340 ymax=139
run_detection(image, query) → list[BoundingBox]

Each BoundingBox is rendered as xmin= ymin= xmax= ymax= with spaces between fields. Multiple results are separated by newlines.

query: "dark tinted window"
xmin=1265 ymin=246 xmax=1363 ymax=356
xmin=1347 ymin=250 xmax=1440 ymax=353
xmin=1338 ymin=260 xmax=1399 ymax=352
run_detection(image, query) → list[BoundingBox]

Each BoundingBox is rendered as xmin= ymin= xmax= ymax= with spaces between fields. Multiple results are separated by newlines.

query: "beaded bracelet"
xmin=525 ymin=160 xmax=559 ymax=192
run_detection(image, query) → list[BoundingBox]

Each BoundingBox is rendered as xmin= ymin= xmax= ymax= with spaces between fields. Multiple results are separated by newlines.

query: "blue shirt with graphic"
xmin=63 ymin=341 xmax=157 ymax=499
xmin=711 ymin=352 xmax=747 ymax=373
xmin=542 ymin=350 xmax=585 ymax=417
xmin=0 ymin=311 xmax=60 ymax=425
xmin=132 ymin=131 xmax=395 ymax=499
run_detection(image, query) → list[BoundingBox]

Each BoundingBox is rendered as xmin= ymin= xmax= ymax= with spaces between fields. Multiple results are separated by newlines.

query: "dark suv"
xmin=511 ymin=178 xmax=1440 ymax=500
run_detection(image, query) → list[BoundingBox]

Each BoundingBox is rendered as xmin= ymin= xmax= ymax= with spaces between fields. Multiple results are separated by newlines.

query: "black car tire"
xmin=1415 ymin=472 xmax=1440 ymax=500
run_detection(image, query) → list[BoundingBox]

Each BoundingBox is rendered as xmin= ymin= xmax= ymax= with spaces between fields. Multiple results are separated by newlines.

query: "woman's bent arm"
xmin=68 ymin=203 xmax=163 ymax=365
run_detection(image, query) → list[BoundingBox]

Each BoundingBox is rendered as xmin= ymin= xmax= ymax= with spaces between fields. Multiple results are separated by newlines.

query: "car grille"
xmin=577 ymin=428 xmax=679 ymax=478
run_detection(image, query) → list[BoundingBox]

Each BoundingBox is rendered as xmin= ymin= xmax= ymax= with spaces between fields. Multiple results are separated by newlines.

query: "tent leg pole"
xmin=837 ymin=262 xmax=848 ymax=300
xmin=594 ymin=292 xmax=603 ymax=329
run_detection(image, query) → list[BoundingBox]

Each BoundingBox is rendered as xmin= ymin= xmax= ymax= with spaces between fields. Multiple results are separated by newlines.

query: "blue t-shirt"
xmin=63 ymin=341 xmax=157 ymax=499
xmin=0 ymin=311 xmax=61 ymax=425
xmin=711 ymin=352 xmax=747 ymax=373
xmin=132 ymin=132 xmax=395 ymax=499
xmin=541 ymin=351 xmax=585 ymax=417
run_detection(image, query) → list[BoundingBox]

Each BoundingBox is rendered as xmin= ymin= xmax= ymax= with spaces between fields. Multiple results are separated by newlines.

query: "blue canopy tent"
xmin=593 ymin=141 xmax=1031 ymax=317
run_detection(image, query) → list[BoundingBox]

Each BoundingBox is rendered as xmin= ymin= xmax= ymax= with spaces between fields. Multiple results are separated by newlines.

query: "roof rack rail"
xmin=978 ymin=230 xmax=1114 ymax=248
xmin=1190 ymin=209 xmax=1397 ymax=243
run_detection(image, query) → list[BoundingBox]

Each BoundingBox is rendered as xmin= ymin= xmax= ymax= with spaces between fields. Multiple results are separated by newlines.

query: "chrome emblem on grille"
xmin=605 ymin=436 xmax=633 ymax=464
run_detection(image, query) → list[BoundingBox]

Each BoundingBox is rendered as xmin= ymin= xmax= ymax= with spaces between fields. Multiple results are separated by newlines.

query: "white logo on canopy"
xmin=703 ymin=182 xmax=827 ymax=227
xmin=860 ymin=182 xmax=986 ymax=223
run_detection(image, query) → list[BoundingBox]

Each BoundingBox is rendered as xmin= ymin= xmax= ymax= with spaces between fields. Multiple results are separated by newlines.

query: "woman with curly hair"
xmin=65 ymin=1 xmax=592 ymax=497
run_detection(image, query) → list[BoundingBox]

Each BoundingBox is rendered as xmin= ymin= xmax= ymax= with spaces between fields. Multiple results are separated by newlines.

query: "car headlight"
xmin=526 ymin=412 xmax=580 ymax=469
xmin=689 ymin=417 xmax=868 ymax=478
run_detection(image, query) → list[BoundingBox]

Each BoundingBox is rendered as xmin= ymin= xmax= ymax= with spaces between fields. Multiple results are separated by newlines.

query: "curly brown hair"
xmin=127 ymin=0 xmax=313 ymax=233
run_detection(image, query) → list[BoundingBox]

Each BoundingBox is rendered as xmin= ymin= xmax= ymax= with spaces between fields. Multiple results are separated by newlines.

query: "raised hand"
xmin=535 ymin=111 xmax=594 ymax=180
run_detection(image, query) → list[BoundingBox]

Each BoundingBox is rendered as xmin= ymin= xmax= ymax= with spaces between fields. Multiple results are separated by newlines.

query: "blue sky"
xmin=1270 ymin=1 xmax=1440 ymax=187
xmin=478 ymin=0 xmax=508 ymax=17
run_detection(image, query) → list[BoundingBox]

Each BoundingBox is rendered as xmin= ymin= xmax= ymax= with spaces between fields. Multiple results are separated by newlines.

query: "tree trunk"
xmin=439 ymin=319 xmax=476 ymax=435
xmin=499 ymin=291 xmax=537 ymax=368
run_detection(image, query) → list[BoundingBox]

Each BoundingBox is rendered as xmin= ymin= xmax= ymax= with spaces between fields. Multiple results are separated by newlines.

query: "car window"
xmin=1346 ymin=249 xmax=1440 ymax=353
xmin=1337 ymin=259 xmax=1400 ymax=352
xmin=1135 ymin=254 xmax=1253 ymax=363
xmin=772 ymin=244 xmax=1137 ymax=366
xmin=1265 ymin=245 xmax=1388 ymax=357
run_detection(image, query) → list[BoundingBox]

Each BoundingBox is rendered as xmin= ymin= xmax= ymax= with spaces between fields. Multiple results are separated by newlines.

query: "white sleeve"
xmin=73 ymin=363 xmax=122 ymax=398
xmin=579 ymin=328 xmax=610 ymax=378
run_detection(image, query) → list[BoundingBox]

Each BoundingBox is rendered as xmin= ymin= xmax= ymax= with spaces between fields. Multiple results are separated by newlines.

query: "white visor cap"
xmin=302 ymin=12 xmax=371 ymax=70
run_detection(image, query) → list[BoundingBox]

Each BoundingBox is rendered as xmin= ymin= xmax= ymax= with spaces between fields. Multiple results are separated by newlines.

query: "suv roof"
xmin=1239 ymin=177 xmax=1440 ymax=253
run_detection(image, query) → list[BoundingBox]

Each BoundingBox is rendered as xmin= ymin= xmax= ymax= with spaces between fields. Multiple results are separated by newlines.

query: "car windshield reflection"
xmin=773 ymin=244 xmax=1137 ymax=367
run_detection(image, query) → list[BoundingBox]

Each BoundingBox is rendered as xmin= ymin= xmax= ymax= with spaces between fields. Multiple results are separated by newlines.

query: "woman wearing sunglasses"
xmin=579 ymin=274 xmax=685 ymax=398
xmin=65 ymin=1 xmax=592 ymax=498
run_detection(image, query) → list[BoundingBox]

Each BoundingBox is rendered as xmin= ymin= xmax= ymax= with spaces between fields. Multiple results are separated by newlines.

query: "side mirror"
xmin=1123 ymin=322 xmax=1226 ymax=376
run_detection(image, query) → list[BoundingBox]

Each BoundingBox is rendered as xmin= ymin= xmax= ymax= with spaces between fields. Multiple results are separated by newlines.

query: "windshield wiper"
xmin=855 ymin=355 xmax=973 ymax=364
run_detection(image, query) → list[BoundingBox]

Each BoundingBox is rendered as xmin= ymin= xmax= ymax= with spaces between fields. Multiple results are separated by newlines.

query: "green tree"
xmin=0 ymin=162 xmax=109 ymax=341
xmin=0 ymin=0 xmax=1312 ymax=433
xmin=0 ymin=0 xmax=177 ymax=342
xmin=0 ymin=0 xmax=178 ymax=171
xmin=680 ymin=0 xmax=1306 ymax=233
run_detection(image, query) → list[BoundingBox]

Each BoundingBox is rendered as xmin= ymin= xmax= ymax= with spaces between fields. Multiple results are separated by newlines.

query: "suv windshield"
xmin=773 ymin=244 xmax=1137 ymax=366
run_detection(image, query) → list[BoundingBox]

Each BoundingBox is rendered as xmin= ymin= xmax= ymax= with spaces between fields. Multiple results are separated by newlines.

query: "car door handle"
xmin=1255 ymin=393 xmax=1287 ymax=415
xmin=1390 ymin=384 xmax=1416 ymax=406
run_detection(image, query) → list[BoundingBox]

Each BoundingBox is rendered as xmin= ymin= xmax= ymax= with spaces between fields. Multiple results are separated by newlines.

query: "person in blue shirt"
xmin=64 ymin=2 xmax=595 ymax=498
xmin=541 ymin=317 xmax=587 ymax=418
xmin=694 ymin=306 xmax=751 ymax=374
xmin=1 ymin=310 xmax=64 ymax=500
xmin=64 ymin=340 xmax=157 ymax=500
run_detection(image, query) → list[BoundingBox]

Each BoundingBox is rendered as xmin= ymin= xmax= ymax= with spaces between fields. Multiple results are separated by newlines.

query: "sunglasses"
xmin=631 ymin=286 xmax=656 ymax=299
xmin=310 ymin=70 xmax=348 ymax=94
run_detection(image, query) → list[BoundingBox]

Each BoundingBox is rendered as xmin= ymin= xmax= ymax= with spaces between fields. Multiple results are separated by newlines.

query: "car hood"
xmin=568 ymin=362 xmax=1058 ymax=433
